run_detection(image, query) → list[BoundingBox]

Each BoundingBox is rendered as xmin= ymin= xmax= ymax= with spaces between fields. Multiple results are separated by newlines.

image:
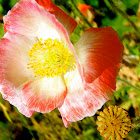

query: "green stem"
xmin=69 ymin=0 xmax=93 ymax=28
xmin=108 ymin=0 xmax=140 ymax=39
xmin=116 ymin=77 xmax=140 ymax=92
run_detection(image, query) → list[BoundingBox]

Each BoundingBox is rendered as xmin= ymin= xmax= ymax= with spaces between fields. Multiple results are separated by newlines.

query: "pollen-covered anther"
xmin=96 ymin=105 xmax=132 ymax=140
xmin=27 ymin=38 xmax=76 ymax=77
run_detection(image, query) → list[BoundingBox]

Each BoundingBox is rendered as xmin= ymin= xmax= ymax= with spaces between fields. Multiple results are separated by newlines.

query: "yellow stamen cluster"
xmin=96 ymin=105 xmax=132 ymax=140
xmin=27 ymin=38 xmax=75 ymax=77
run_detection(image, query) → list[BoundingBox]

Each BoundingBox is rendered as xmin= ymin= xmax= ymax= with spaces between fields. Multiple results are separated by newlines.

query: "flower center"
xmin=27 ymin=38 xmax=76 ymax=77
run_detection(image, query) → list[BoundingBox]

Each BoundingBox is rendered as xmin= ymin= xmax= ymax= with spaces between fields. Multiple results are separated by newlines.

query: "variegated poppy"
xmin=0 ymin=0 xmax=123 ymax=127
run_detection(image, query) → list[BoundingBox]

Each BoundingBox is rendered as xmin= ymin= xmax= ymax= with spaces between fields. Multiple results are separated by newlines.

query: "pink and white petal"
xmin=3 ymin=0 xmax=74 ymax=40
xmin=61 ymin=117 xmax=72 ymax=128
xmin=59 ymin=65 xmax=118 ymax=127
xmin=0 ymin=32 xmax=35 ymax=117
xmin=4 ymin=0 xmax=60 ymax=39
xmin=22 ymin=76 xmax=67 ymax=113
xmin=3 ymin=0 xmax=81 ymax=72
xmin=35 ymin=0 xmax=77 ymax=35
xmin=74 ymin=27 xmax=123 ymax=83
xmin=0 ymin=32 xmax=36 ymax=87
xmin=0 ymin=83 xmax=34 ymax=117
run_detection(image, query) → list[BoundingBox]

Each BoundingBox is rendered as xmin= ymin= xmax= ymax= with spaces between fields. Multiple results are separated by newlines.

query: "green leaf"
xmin=101 ymin=14 xmax=133 ymax=37
xmin=0 ymin=24 xmax=4 ymax=39
xmin=84 ymin=0 xmax=99 ymax=7
xmin=121 ymin=0 xmax=139 ymax=13
xmin=9 ymin=0 xmax=18 ymax=8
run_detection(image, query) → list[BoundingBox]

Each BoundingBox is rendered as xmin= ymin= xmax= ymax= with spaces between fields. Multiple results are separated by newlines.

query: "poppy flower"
xmin=0 ymin=0 xmax=123 ymax=127
xmin=78 ymin=3 xmax=92 ymax=17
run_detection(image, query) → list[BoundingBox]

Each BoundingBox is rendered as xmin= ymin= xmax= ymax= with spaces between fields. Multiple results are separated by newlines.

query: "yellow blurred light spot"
xmin=27 ymin=38 xmax=76 ymax=77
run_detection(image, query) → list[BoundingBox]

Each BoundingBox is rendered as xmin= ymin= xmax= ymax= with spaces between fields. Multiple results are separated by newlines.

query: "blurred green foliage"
xmin=0 ymin=0 xmax=140 ymax=139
